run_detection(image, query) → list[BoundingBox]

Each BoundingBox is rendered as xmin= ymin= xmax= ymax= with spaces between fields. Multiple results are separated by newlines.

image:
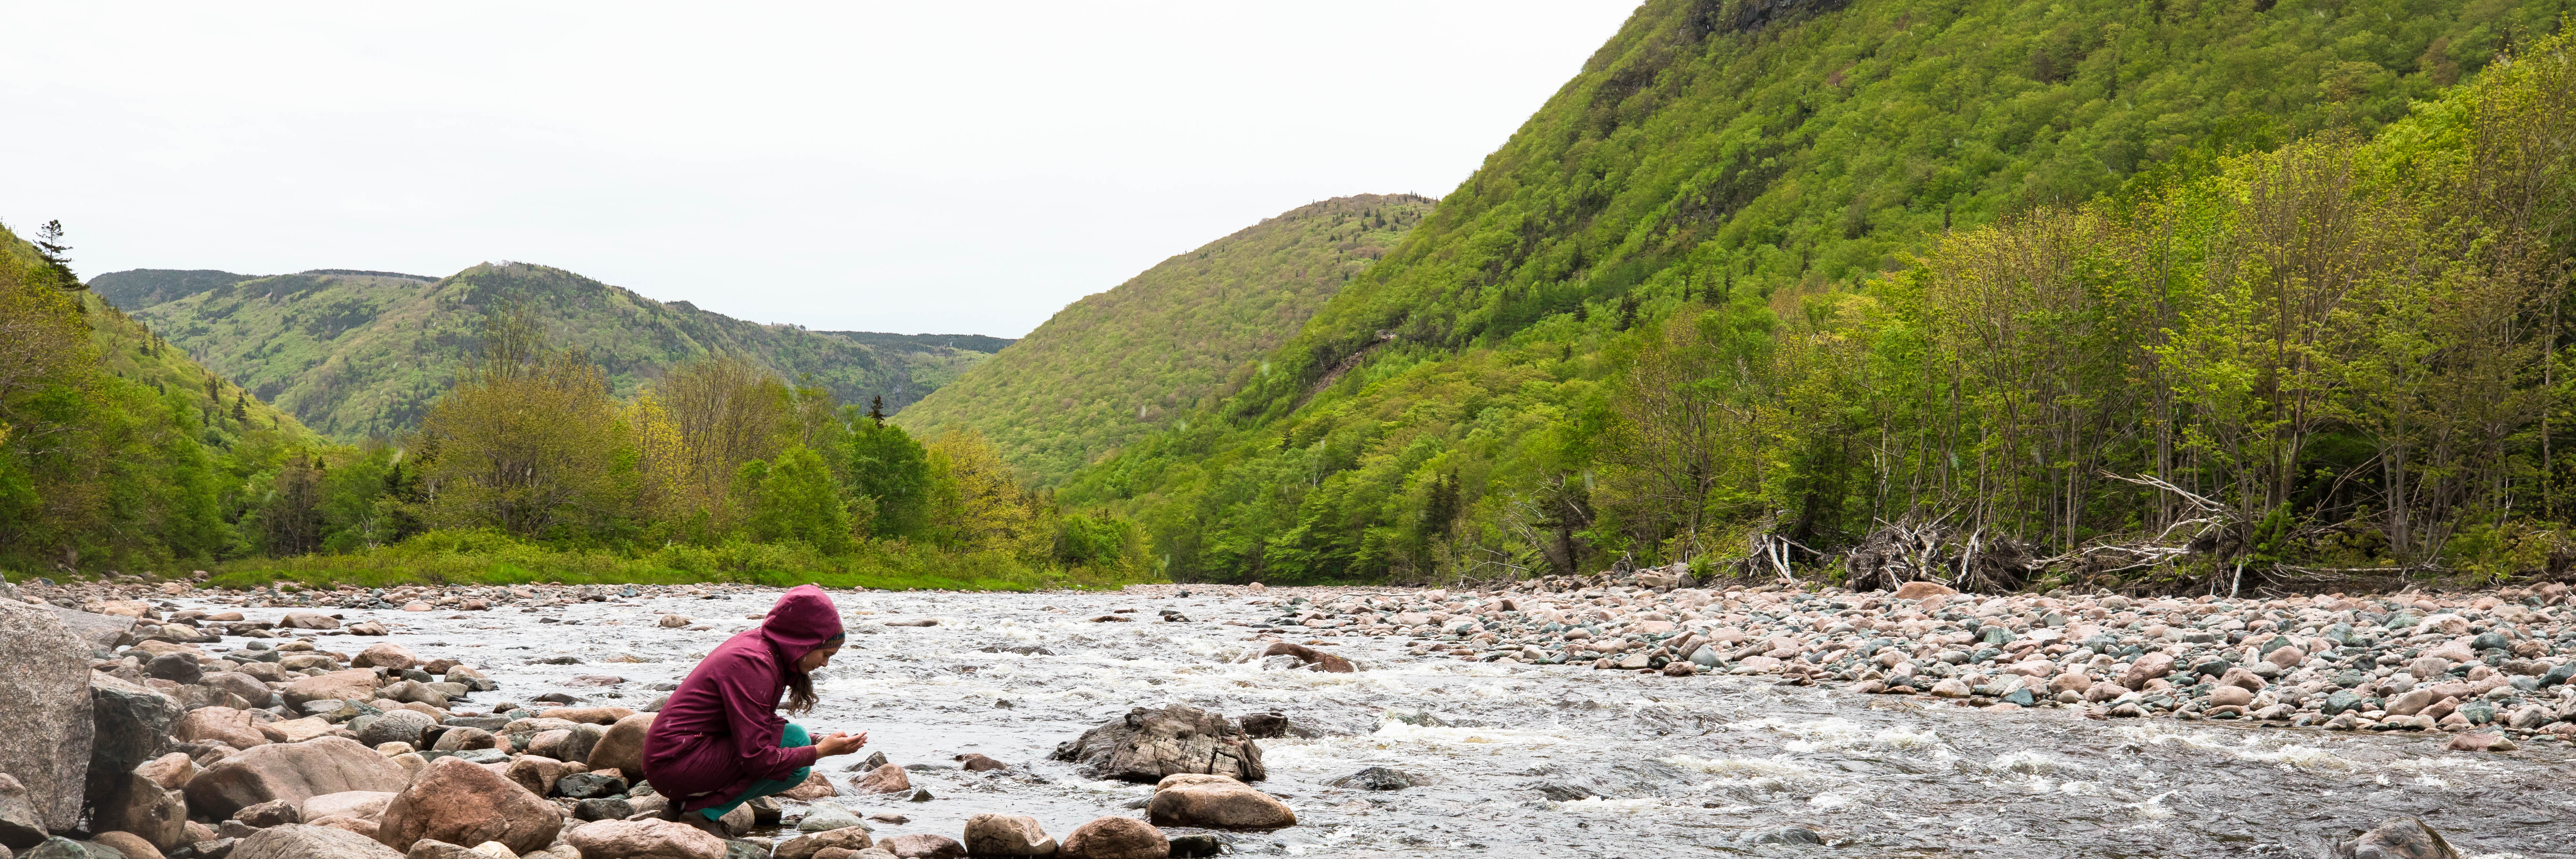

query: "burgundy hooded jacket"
xmin=641 ymin=584 xmax=843 ymax=810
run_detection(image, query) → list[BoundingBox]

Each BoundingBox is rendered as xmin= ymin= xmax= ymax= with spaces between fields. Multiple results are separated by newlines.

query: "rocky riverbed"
xmin=2 ymin=572 xmax=2572 ymax=858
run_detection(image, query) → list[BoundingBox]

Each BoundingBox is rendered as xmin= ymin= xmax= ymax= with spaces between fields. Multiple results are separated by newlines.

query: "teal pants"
xmin=698 ymin=723 xmax=813 ymax=821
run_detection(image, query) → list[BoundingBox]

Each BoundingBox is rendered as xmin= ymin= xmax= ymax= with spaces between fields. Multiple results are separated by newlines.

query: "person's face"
xmin=797 ymin=644 xmax=841 ymax=673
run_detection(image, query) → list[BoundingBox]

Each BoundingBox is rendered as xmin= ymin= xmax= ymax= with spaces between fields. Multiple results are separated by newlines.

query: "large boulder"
xmin=84 ymin=672 xmax=184 ymax=832
xmin=0 ymin=600 xmax=97 ymax=834
xmin=173 ymin=707 xmax=270 ymax=749
xmin=285 ymin=671 xmax=383 ymax=710
xmin=184 ymin=737 xmax=409 ymax=820
xmin=373 ymin=755 xmax=563 ymax=854
xmin=1146 ymin=779 xmax=1294 ymax=829
xmin=585 ymin=713 xmax=653 ymax=776
xmin=961 ymin=814 xmax=1055 ymax=857
xmin=89 ymin=768 xmax=187 ymax=852
xmin=231 ymin=824 xmax=403 ymax=859
xmin=564 ymin=818 xmax=726 ymax=859
xmin=1056 ymin=817 xmax=1165 ymax=859
xmin=1051 ymin=705 xmax=1264 ymax=783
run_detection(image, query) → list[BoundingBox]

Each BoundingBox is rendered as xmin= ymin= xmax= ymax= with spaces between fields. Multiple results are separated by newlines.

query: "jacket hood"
xmin=758 ymin=584 xmax=844 ymax=658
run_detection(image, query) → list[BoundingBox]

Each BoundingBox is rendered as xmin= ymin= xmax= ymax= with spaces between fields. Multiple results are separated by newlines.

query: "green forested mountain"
xmin=1062 ymin=0 xmax=2575 ymax=585
xmin=101 ymin=263 xmax=1008 ymax=438
xmin=1 ymin=221 xmax=320 ymax=573
xmin=895 ymin=194 xmax=1434 ymax=485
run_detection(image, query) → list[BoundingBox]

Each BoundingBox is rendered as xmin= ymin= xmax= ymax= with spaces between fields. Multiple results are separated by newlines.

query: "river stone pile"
xmin=1252 ymin=574 xmax=2576 ymax=740
xmin=3 ymin=576 xmax=1268 ymax=859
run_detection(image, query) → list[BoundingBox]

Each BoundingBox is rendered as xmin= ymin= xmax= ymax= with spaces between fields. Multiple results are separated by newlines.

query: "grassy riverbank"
xmin=186 ymin=530 xmax=1161 ymax=592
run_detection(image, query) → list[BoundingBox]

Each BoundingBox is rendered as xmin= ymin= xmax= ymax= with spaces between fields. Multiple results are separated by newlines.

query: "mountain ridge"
xmin=104 ymin=263 xmax=1010 ymax=438
xmin=894 ymin=193 xmax=1435 ymax=485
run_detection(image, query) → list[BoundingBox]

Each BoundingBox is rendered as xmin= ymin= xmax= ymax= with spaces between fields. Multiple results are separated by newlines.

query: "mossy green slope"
xmin=1062 ymin=0 xmax=2569 ymax=583
xmin=894 ymin=194 xmax=1434 ymax=485
xmin=109 ymin=263 xmax=1007 ymax=438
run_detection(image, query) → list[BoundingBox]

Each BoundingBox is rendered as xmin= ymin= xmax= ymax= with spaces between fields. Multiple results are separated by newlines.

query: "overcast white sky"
xmin=0 ymin=3 xmax=1638 ymax=337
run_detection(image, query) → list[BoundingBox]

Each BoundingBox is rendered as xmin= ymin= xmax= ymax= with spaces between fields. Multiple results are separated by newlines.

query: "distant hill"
xmin=894 ymin=194 xmax=1434 ymax=484
xmin=100 ymin=263 xmax=1005 ymax=438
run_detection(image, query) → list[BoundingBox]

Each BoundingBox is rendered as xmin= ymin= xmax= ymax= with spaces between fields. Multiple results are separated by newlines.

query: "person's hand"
xmin=813 ymin=731 xmax=868 ymax=757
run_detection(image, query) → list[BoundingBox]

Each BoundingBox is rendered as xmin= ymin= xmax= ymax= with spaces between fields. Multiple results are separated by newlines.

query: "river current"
xmin=188 ymin=585 xmax=2574 ymax=858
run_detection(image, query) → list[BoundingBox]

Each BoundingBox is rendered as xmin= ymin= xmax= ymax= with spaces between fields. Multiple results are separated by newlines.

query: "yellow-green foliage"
xmin=897 ymin=194 xmax=1433 ymax=484
xmin=1064 ymin=0 xmax=2576 ymax=586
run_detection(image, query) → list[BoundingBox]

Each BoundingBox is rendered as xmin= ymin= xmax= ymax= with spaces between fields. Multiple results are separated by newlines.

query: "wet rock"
xmin=1243 ymin=643 xmax=1352 ymax=673
xmin=1147 ymin=777 xmax=1294 ymax=830
xmin=774 ymin=826 xmax=872 ymax=859
xmin=0 ymin=601 xmax=98 ymax=835
xmin=777 ymin=771 xmax=837 ymax=801
xmin=2445 ymin=732 xmax=2516 ymax=752
xmin=1324 ymin=767 xmax=1414 ymax=790
xmin=960 ymin=814 xmax=1053 ymax=856
xmin=584 ymin=713 xmax=652 ymax=776
xmin=229 ymin=824 xmax=403 ymax=859
xmin=1739 ymin=826 xmax=1824 ymax=845
xmin=1055 ymin=817 xmax=1165 ymax=859
xmin=570 ymin=798 xmax=632 ymax=821
xmin=855 ymin=764 xmax=911 ymax=795
xmin=373 ymin=756 xmax=563 ymax=855
xmin=2328 ymin=817 xmax=2460 ymax=859
xmin=2208 ymin=685 xmax=2253 ymax=708
xmin=564 ymin=819 xmax=726 ymax=859
xmin=1051 ymin=705 xmax=1265 ymax=783
xmin=797 ymin=805 xmax=865 ymax=833
xmin=1165 ymin=834 xmax=1219 ymax=859
xmin=552 ymin=772 xmax=625 ymax=800
xmin=876 ymin=834 xmax=964 ymax=859
xmin=145 ymin=652 xmax=204 ymax=684
xmin=357 ymin=711 xmax=436 ymax=749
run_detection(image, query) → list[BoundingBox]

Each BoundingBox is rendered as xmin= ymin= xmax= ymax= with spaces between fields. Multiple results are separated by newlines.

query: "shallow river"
xmin=194 ymin=586 xmax=2574 ymax=858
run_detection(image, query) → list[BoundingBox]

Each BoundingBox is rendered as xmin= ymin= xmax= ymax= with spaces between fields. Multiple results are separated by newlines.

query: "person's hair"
xmin=782 ymin=666 xmax=819 ymax=714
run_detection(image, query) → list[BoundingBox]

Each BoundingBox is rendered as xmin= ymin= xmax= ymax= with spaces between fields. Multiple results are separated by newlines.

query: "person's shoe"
xmin=677 ymin=809 xmax=731 ymax=838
